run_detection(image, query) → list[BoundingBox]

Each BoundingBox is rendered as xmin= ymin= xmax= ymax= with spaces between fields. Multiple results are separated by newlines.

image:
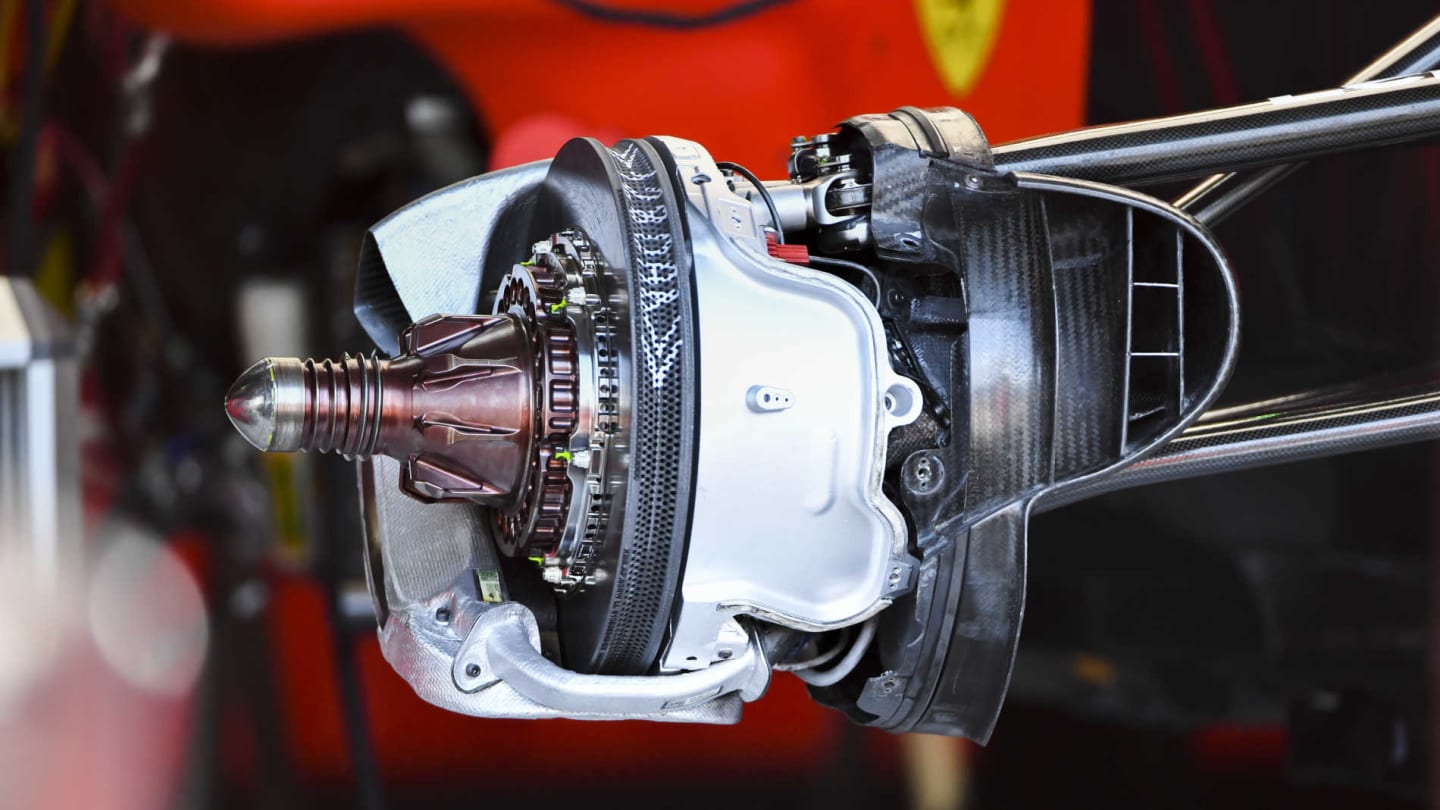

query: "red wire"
xmin=90 ymin=138 xmax=141 ymax=288
xmin=40 ymin=121 xmax=109 ymax=205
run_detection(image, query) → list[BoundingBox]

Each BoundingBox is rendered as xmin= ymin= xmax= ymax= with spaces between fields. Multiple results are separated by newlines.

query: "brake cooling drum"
xmin=518 ymin=138 xmax=701 ymax=675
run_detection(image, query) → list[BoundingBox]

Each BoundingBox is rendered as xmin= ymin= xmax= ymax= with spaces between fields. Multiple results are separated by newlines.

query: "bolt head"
xmin=902 ymin=450 xmax=946 ymax=497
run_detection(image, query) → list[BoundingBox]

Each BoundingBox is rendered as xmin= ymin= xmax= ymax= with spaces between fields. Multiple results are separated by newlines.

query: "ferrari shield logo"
xmin=915 ymin=0 xmax=1007 ymax=97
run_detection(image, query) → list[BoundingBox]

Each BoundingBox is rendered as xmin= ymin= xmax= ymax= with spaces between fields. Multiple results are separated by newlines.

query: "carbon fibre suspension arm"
xmin=991 ymin=15 xmax=1440 ymax=501
xmin=1177 ymin=13 xmax=1440 ymax=227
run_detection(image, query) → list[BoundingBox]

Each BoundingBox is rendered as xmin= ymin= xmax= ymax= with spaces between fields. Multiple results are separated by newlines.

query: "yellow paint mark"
xmin=915 ymin=0 xmax=1007 ymax=97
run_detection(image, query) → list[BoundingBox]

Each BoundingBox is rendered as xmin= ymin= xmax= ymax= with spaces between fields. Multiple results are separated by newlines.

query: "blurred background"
xmin=0 ymin=0 xmax=1436 ymax=807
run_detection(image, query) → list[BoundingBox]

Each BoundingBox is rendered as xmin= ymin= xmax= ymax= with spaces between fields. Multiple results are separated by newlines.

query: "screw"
xmin=902 ymin=450 xmax=945 ymax=497
xmin=691 ymin=172 xmax=711 ymax=185
xmin=717 ymin=649 xmax=733 ymax=660
xmin=964 ymin=174 xmax=982 ymax=190
xmin=465 ymin=663 xmax=481 ymax=678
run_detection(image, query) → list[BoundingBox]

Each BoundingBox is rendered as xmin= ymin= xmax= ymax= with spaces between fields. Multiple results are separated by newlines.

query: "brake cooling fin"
xmin=841 ymin=168 xmax=1239 ymax=742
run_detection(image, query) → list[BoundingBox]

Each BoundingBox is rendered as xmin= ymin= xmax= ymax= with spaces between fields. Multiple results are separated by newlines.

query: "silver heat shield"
xmin=655 ymin=136 xmax=921 ymax=671
xmin=353 ymin=137 xmax=920 ymax=723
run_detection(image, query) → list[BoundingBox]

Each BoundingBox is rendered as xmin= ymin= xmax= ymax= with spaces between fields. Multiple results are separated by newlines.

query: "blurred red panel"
xmin=107 ymin=0 xmax=1089 ymax=166
xmin=1189 ymin=724 xmax=1288 ymax=774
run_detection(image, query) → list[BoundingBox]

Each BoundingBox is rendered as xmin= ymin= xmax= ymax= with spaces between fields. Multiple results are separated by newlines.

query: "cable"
xmin=793 ymin=616 xmax=879 ymax=687
xmin=773 ymin=627 xmax=852 ymax=672
xmin=551 ymin=0 xmax=793 ymax=30
xmin=716 ymin=160 xmax=784 ymax=244
xmin=42 ymin=122 xmax=108 ymax=205
xmin=807 ymin=254 xmax=881 ymax=306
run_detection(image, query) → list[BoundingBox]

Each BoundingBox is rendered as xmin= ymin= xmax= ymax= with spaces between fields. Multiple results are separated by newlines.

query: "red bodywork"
xmin=109 ymin=0 xmax=1090 ymax=167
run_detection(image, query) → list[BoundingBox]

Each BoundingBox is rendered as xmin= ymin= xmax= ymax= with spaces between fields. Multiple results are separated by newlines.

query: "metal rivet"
xmin=717 ymin=649 xmax=733 ymax=660
xmin=465 ymin=663 xmax=481 ymax=678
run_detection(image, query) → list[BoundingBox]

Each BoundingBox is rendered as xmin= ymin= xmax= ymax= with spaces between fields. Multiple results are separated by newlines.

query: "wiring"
xmin=792 ymin=616 xmax=879 ymax=688
xmin=42 ymin=122 xmax=108 ymax=205
xmin=0 ymin=0 xmax=76 ymax=110
xmin=773 ymin=627 xmax=852 ymax=672
xmin=716 ymin=160 xmax=784 ymax=244
xmin=807 ymin=254 xmax=881 ymax=306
